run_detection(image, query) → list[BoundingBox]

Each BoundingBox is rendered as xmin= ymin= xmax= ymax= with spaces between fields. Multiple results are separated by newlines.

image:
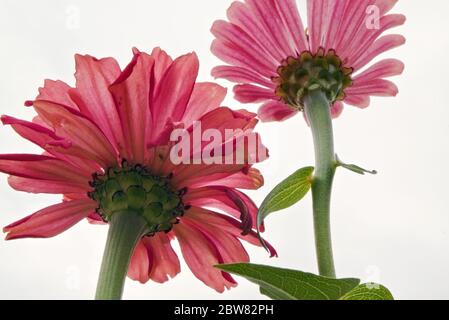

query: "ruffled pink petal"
xmin=3 ymin=199 xmax=96 ymax=240
xmin=173 ymin=220 xmax=237 ymax=292
xmin=169 ymin=107 xmax=267 ymax=186
xmin=182 ymin=82 xmax=227 ymax=128
xmin=128 ymin=240 xmax=150 ymax=283
xmin=150 ymin=47 xmax=173 ymax=91
xmin=184 ymin=214 xmax=249 ymax=266
xmin=143 ymin=233 xmax=181 ymax=283
xmin=110 ymin=49 xmax=155 ymax=163
xmin=184 ymin=186 xmax=258 ymax=230
xmin=346 ymin=79 xmax=399 ymax=97
xmin=0 ymin=154 xmax=90 ymax=187
xmin=257 ymin=101 xmax=298 ymax=122
xmin=1 ymin=115 xmax=99 ymax=173
xmin=353 ymin=59 xmax=404 ymax=83
xmin=234 ymin=84 xmax=277 ymax=103
xmin=151 ymin=53 xmax=199 ymax=141
xmin=186 ymin=207 xmax=277 ymax=257
xmin=188 ymin=167 xmax=264 ymax=190
xmin=37 ymin=80 xmax=78 ymax=110
xmin=33 ymin=100 xmax=118 ymax=167
xmin=73 ymin=54 xmax=125 ymax=151
xmin=1 ymin=115 xmax=70 ymax=149
xmin=8 ymin=176 xmax=88 ymax=194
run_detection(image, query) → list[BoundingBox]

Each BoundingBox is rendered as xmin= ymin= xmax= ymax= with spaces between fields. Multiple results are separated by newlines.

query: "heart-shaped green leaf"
xmin=216 ymin=263 xmax=360 ymax=300
xmin=257 ymin=166 xmax=314 ymax=229
xmin=340 ymin=283 xmax=394 ymax=300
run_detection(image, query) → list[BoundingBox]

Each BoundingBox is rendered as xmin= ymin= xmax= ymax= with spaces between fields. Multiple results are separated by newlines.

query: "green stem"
xmin=95 ymin=210 xmax=148 ymax=300
xmin=304 ymin=90 xmax=336 ymax=278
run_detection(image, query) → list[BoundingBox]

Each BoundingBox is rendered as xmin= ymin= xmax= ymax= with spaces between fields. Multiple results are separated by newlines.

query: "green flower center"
xmin=88 ymin=161 xmax=184 ymax=236
xmin=273 ymin=48 xmax=353 ymax=110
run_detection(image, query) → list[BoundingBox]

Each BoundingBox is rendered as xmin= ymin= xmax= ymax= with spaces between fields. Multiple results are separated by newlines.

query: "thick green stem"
xmin=304 ymin=90 xmax=336 ymax=278
xmin=95 ymin=210 xmax=148 ymax=300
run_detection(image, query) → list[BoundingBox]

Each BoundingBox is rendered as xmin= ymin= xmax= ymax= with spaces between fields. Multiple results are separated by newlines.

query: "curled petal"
xmin=3 ymin=199 xmax=96 ymax=240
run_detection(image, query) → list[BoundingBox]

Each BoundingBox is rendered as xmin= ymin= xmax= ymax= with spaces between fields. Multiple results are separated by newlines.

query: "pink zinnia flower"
xmin=0 ymin=47 xmax=275 ymax=293
xmin=211 ymin=0 xmax=406 ymax=122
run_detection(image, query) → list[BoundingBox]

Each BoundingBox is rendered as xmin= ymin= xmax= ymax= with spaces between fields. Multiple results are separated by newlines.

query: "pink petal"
xmin=1 ymin=115 xmax=99 ymax=173
xmin=173 ymin=221 xmax=237 ymax=293
xmin=343 ymin=95 xmax=371 ymax=109
xmin=226 ymin=1 xmax=287 ymax=62
xmin=143 ymin=233 xmax=181 ymax=283
xmin=346 ymin=14 xmax=406 ymax=66
xmin=351 ymin=34 xmax=406 ymax=71
xmin=186 ymin=207 xmax=277 ymax=257
xmin=353 ymin=59 xmax=405 ymax=83
xmin=375 ymin=0 xmax=399 ymax=15
xmin=329 ymin=0 xmax=372 ymax=60
xmin=182 ymin=82 xmax=227 ymax=128
xmin=8 ymin=176 xmax=88 ymax=194
xmin=273 ymin=0 xmax=309 ymax=53
xmin=233 ymin=84 xmax=277 ymax=103
xmin=74 ymin=54 xmax=125 ymax=151
xmin=0 ymin=154 xmax=90 ymax=186
xmin=1 ymin=115 xmax=70 ymax=149
xmin=128 ymin=240 xmax=150 ymax=284
xmin=211 ymin=39 xmax=276 ymax=79
xmin=188 ymin=167 xmax=264 ymax=190
xmin=33 ymin=100 xmax=118 ymax=167
xmin=184 ymin=186 xmax=258 ymax=230
xmin=258 ymin=101 xmax=298 ymax=122
xmin=346 ymin=79 xmax=399 ymax=97
xmin=151 ymin=53 xmax=199 ymax=141
xmin=185 ymin=214 xmax=249 ymax=266
xmin=245 ymin=0 xmax=298 ymax=58
xmin=212 ymin=66 xmax=274 ymax=88
xmin=37 ymin=80 xmax=78 ymax=110
xmin=150 ymin=47 xmax=173 ymax=91
xmin=331 ymin=101 xmax=344 ymax=119
xmin=3 ymin=199 xmax=96 ymax=240
xmin=211 ymin=20 xmax=279 ymax=71
xmin=110 ymin=50 xmax=155 ymax=163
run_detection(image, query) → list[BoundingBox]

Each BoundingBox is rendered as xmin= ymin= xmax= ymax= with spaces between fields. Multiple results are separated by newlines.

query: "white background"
xmin=0 ymin=0 xmax=448 ymax=300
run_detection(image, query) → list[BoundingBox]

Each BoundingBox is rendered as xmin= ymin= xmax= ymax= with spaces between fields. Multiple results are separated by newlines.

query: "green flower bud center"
xmin=88 ymin=162 xmax=184 ymax=236
xmin=273 ymin=48 xmax=353 ymax=110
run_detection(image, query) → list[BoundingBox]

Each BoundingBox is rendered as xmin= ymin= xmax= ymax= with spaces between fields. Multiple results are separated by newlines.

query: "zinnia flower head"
xmin=0 ymin=47 xmax=275 ymax=292
xmin=211 ymin=0 xmax=406 ymax=122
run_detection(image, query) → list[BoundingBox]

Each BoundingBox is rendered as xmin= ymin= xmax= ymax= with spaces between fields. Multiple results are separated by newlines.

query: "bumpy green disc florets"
xmin=88 ymin=161 xmax=184 ymax=236
xmin=274 ymin=48 xmax=353 ymax=110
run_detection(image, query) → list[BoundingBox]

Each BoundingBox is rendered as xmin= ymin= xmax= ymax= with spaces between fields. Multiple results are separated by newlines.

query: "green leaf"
xmin=256 ymin=166 xmax=314 ymax=252
xmin=216 ymin=263 xmax=360 ymax=300
xmin=257 ymin=166 xmax=313 ymax=228
xmin=340 ymin=283 xmax=394 ymax=300
xmin=336 ymin=155 xmax=377 ymax=175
